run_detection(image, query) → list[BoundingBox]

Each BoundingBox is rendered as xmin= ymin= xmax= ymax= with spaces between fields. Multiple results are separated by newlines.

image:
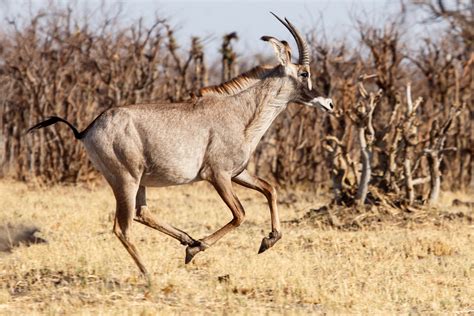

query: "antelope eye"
xmin=299 ymin=72 xmax=309 ymax=78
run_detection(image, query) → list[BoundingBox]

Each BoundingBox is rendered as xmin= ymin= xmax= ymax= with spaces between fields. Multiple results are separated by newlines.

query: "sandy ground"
xmin=0 ymin=180 xmax=473 ymax=314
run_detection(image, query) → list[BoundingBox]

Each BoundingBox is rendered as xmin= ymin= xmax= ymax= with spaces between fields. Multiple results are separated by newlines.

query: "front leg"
xmin=232 ymin=170 xmax=282 ymax=253
xmin=185 ymin=172 xmax=245 ymax=264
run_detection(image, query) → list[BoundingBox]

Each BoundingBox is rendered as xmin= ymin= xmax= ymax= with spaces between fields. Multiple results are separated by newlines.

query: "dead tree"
xmin=350 ymin=82 xmax=381 ymax=206
xmin=357 ymin=20 xmax=404 ymax=106
xmin=323 ymin=135 xmax=357 ymax=205
xmin=381 ymin=95 xmax=402 ymax=194
xmin=412 ymin=0 xmax=473 ymax=54
xmin=400 ymin=83 xmax=424 ymax=205
xmin=425 ymin=106 xmax=460 ymax=204
xmin=190 ymin=37 xmax=208 ymax=94
xmin=221 ymin=32 xmax=239 ymax=82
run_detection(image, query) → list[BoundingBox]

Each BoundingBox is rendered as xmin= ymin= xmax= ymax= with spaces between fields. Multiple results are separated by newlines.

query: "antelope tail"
xmin=27 ymin=116 xmax=84 ymax=140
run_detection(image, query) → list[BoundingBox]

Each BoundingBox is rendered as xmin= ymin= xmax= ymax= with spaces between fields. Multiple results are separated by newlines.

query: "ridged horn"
xmin=270 ymin=12 xmax=310 ymax=65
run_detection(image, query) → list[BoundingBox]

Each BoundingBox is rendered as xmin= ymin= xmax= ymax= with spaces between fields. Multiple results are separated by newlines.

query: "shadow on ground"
xmin=0 ymin=223 xmax=47 ymax=252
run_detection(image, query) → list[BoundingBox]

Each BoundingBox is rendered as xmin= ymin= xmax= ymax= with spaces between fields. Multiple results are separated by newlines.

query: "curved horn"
xmin=270 ymin=12 xmax=310 ymax=65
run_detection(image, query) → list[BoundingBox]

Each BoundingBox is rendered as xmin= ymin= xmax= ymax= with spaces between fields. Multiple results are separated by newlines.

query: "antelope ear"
xmin=261 ymin=36 xmax=289 ymax=66
xmin=281 ymin=40 xmax=292 ymax=63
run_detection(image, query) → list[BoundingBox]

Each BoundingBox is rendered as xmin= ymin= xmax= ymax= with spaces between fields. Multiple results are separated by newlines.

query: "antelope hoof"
xmin=258 ymin=231 xmax=282 ymax=254
xmin=185 ymin=240 xmax=209 ymax=264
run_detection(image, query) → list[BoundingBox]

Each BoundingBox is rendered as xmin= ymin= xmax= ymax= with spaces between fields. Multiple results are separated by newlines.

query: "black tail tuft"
xmin=27 ymin=116 xmax=83 ymax=140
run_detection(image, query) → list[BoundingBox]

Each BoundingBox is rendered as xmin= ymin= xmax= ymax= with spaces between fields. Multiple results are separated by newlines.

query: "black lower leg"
xmin=258 ymin=230 xmax=282 ymax=254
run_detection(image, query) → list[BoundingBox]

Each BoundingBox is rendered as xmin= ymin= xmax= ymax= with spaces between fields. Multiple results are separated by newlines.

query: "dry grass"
xmin=0 ymin=180 xmax=473 ymax=314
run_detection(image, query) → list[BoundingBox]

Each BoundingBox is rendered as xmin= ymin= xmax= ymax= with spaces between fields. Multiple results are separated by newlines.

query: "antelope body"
xmin=28 ymin=14 xmax=333 ymax=278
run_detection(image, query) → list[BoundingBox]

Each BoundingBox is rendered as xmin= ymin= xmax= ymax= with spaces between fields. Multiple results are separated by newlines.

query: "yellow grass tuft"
xmin=0 ymin=180 xmax=473 ymax=314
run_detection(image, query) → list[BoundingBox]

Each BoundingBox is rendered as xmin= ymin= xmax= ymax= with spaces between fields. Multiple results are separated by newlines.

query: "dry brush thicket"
xmin=0 ymin=2 xmax=472 ymax=207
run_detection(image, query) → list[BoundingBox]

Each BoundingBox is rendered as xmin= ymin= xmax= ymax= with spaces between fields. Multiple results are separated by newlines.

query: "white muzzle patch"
xmin=310 ymin=97 xmax=334 ymax=112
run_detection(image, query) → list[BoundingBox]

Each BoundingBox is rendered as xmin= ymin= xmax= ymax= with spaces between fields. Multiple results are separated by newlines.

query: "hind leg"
xmin=111 ymin=181 xmax=149 ymax=278
xmin=134 ymin=186 xmax=202 ymax=247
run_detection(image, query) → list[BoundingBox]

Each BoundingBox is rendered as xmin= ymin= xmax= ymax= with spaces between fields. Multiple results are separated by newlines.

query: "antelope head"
xmin=262 ymin=13 xmax=334 ymax=112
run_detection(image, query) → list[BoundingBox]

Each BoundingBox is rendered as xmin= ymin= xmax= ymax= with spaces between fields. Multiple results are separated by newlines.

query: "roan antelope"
xmin=28 ymin=13 xmax=333 ymax=278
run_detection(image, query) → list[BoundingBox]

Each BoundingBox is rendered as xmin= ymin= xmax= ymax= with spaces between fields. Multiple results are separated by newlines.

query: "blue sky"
xmin=1 ymin=0 xmax=429 ymax=60
xmin=148 ymin=0 xmax=401 ymax=56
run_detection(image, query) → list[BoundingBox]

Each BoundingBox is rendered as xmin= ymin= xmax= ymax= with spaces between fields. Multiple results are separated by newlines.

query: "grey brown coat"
xmin=28 ymin=14 xmax=333 ymax=278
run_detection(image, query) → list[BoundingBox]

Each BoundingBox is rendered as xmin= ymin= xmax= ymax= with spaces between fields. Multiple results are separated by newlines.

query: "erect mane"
xmin=199 ymin=65 xmax=275 ymax=96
